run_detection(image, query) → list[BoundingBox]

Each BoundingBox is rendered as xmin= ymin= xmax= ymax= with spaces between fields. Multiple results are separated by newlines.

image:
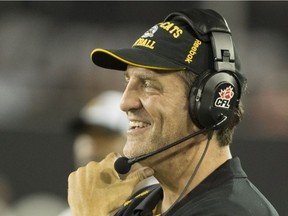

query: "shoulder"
xmin=173 ymin=196 xmax=278 ymax=216
xmin=171 ymin=178 xmax=279 ymax=216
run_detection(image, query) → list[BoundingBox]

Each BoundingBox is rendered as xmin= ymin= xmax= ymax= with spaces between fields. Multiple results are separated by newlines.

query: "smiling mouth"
xmin=129 ymin=121 xmax=151 ymax=130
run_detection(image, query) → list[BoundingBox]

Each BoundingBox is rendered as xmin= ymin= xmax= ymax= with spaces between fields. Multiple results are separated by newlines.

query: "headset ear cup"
xmin=189 ymin=72 xmax=240 ymax=130
xmin=189 ymin=73 xmax=207 ymax=129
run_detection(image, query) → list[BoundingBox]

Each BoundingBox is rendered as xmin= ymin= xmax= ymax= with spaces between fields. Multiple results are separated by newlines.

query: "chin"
xmin=123 ymin=143 xmax=145 ymax=159
xmin=123 ymin=144 xmax=135 ymax=158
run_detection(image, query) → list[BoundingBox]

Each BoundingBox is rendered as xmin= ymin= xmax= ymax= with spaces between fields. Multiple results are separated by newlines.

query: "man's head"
xmin=119 ymin=66 xmax=195 ymax=158
xmin=91 ymin=8 xmax=247 ymax=157
xmin=71 ymin=91 xmax=128 ymax=167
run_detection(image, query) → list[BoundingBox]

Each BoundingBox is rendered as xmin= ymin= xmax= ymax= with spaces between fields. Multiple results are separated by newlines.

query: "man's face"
xmin=120 ymin=66 xmax=194 ymax=159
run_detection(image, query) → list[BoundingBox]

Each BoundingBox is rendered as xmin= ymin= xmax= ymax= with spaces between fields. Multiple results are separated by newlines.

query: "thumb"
xmin=126 ymin=167 xmax=154 ymax=183
xmin=103 ymin=167 xmax=154 ymax=213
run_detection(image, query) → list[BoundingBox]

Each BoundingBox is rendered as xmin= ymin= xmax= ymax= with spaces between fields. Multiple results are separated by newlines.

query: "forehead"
xmin=124 ymin=66 xmax=180 ymax=79
xmin=124 ymin=66 xmax=190 ymax=95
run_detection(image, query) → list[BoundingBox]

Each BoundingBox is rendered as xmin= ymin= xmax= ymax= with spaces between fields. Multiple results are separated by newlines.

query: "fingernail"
xmin=144 ymin=167 xmax=154 ymax=177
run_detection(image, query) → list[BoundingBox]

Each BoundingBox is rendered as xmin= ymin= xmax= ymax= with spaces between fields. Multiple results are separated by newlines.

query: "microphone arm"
xmin=128 ymin=115 xmax=227 ymax=164
xmin=128 ymin=126 xmax=208 ymax=164
xmin=114 ymin=115 xmax=227 ymax=174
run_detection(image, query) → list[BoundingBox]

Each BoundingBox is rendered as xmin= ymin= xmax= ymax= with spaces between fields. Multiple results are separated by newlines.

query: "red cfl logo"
xmin=214 ymin=86 xmax=234 ymax=108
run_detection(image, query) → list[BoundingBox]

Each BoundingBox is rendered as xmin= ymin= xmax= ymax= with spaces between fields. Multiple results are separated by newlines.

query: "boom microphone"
xmin=114 ymin=116 xmax=227 ymax=174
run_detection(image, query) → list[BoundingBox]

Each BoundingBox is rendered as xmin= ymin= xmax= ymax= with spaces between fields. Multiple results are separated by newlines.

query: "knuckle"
xmin=68 ymin=171 xmax=76 ymax=184
xmin=106 ymin=152 xmax=119 ymax=160
xmin=68 ymin=172 xmax=74 ymax=180
xmin=76 ymin=166 xmax=84 ymax=173
xmin=86 ymin=161 xmax=98 ymax=169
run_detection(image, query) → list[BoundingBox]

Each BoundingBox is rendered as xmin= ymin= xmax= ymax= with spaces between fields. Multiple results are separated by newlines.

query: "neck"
xmin=150 ymin=134 xmax=232 ymax=213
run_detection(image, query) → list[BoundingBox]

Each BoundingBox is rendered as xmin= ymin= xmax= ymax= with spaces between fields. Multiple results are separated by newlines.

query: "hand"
xmin=68 ymin=152 xmax=154 ymax=216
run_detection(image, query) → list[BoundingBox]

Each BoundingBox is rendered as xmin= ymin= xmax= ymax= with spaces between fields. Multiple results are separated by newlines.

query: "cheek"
xmin=167 ymin=100 xmax=193 ymax=131
xmin=163 ymin=94 xmax=189 ymax=117
xmin=147 ymin=95 xmax=191 ymax=128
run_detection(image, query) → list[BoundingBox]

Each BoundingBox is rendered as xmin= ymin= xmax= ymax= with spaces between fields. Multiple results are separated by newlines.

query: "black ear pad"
xmin=189 ymin=71 xmax=240 ymax=129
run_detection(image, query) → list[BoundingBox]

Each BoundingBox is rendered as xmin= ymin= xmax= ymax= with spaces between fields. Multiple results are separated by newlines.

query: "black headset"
xmin=165 ymin=8 xmax=247 ymax=130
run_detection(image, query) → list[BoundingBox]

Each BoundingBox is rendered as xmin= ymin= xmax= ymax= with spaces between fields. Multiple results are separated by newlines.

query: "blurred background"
xmin=0 ymin=1 xmax=287 ymax=215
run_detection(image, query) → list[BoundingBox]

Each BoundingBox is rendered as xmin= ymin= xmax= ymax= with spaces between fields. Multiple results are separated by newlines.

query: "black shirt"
xmin=115 ymin=157 xmax=279 ymax=216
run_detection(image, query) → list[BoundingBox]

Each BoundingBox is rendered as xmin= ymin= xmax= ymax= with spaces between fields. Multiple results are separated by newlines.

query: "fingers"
xmin=69 ymin=153 xmax=121 ymax=189
xmin=103 ymin=167 xmax=154 ymax=211
xmin=71 ymin=152 xmax=119 ymax=178
xmin=102 ymin=152 xmax=121 ymax=163
xmin=68 ymin=152 xmax=134 ymax=216
xmin=67 ymin=153 xmax=154 ymax=216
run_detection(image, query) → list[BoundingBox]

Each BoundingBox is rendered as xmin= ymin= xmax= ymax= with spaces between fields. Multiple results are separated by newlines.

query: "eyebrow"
xmin=124 ymin=70 xmax=159 ymax=81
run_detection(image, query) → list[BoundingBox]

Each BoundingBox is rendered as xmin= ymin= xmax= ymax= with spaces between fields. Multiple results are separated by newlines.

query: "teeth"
xmin=129 ymin=121 xmax=150 ymax=128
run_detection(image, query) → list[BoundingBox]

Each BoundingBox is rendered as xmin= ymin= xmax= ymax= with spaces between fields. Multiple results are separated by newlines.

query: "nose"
xmin=120 ymin=83 xmax=142 ymax=113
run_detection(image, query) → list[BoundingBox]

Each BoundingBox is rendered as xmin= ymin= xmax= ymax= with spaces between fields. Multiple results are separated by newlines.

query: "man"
xmin=68 ymin=8 xmax=279 ymax=215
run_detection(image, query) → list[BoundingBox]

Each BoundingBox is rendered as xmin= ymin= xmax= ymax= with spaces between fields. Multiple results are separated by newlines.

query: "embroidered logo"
xmin=185 ymin=39 xmax=202 ymax=64
xmin=142 ymin=25 xmax=158 ymax=38
xmin=214 ymin=86 xmax=234 ymax=108
xmin=132 ymin=25 xmax=158 ymax=49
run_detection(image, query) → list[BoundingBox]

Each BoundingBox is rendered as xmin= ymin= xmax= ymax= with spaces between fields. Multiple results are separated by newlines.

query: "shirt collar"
xmin=129 ymin=157 xmax=247 ymax=215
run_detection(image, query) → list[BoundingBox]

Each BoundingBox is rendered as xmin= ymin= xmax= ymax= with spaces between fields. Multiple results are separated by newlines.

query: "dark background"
xmin=0 ymin=1 xmax=287 ymax=215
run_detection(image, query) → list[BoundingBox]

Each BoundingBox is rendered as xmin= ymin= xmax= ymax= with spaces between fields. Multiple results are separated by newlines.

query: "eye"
xmin=143 ymin=80 xmax=153 ymax=88
xmin=142 ymin=80 xmax=162 ymax=94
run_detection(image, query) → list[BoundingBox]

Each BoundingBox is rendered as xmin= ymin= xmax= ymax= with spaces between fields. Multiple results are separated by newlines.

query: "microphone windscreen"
xmin=114 ymin=157 xmax=131 ymax=174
